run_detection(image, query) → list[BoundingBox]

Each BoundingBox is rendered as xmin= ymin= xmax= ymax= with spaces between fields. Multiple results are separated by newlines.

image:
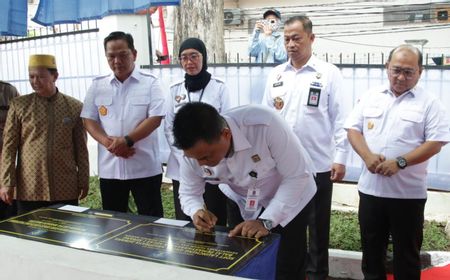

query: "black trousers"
xmin=306 ymin=171 xmax=333 ymax=280
xmin=272 ymin=200 xmax=311 ymax=280
xmin=16 ymin=199 xmax=78 ymax=215
xmin=0 ymin=200 xmax=17 ymax=219
xmin=359 ymin=191 xmax=426 ymax=280
xmin=100 ymin=174 xmax=163 ymax=217
xmin=172 ymin=180 xmax=228 ymax=226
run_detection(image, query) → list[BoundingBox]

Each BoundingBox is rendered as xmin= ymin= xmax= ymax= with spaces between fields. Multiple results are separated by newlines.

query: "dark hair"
xmin=263 ymin=9 xmax=281 ymax=20
xmin=48 ymin=69 xmax=58 ymax=75
xmin=173 ymin=102 xmax=226 ymax=150
xmin=103 ymin=31 xmax=135 ymax=51
xmin=387 ymin=44 xmax=423 ymax=66
xmin=284 ymin=15 xmax=313 ymax=33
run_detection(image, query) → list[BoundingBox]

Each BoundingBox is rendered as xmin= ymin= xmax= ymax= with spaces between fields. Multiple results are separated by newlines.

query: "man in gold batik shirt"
xmin=0 ymin=54 xmax=89 ymax=214
xmin=0 ymin=81 xmax=19 ymax=219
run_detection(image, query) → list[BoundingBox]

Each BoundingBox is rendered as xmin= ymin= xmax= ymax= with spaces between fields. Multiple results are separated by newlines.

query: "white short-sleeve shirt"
xmin=179 ymin=105 xmax=317 ymax=228
xmin=262 ymin=56 xmax=350 ymax=172
xmin=344 ymin=85 xmax=450 ymax=199
xmin=81 ymin=68 xmax=166 ymax=179
xmin=164 ymin=77 xmax=230 ymax=180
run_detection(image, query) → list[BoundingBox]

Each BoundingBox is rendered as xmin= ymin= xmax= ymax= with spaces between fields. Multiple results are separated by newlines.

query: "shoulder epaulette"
xmin=211 ymin=76 xmax=225 ymax=84
xmin=170 ymin=78 xmax=185 ymax=88
xmin=138 ymin=70 xmax=158 ymax=79
xmin=92 ymin=73 xmax=110 ymax=81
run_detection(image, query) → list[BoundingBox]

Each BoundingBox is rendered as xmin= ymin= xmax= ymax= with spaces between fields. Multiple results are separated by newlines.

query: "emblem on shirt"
xmin=368 ymin=121 xmax=374 ymax=130
xmin=203 ymin=167 xmax=213 ymax=176
xmin=273 ymin=97 xmax=284 ymax=110
xmin=175 ymin=94 xmax=186 ymax=103
xmin=251 ymin=154 xmax=261 ymax=162
xmin=99 ymin=106 xmax=108 ymax=116
xmin=316 ymin=72 xmax=322 ymax=79
xmin=276 ymin=74 xmax=282 ymax=81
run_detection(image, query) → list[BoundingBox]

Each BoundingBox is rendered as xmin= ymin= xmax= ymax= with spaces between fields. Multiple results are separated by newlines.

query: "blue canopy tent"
xmin=0 ymin=0 xmax=180 ymax=36
xmin=0 ymin=0 xmax=28 ymax=36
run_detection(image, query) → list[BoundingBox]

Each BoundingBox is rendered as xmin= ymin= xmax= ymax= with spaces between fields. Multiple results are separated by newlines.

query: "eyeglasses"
xmin=179 ymin=53 xmax=201 ymax=63
xmin=388 ymin=67 xmax=417 ymax=80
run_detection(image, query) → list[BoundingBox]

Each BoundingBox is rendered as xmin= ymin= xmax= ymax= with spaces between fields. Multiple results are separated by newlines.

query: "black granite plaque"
xmin=95 ymin=223 xmax=264 ymax=273
xmin=0 ymin=209 xmax=131 ymax=247
xmin=0 ymin=208 xmax=278 ymax=275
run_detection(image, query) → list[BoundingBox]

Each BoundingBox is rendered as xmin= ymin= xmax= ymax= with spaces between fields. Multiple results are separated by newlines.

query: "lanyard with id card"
xmin=307 ymin=86 xmax=321 ymax=107
xmin=307 ymin=80 xmax=323 ymax=107
xmin=245 ymin=170 xmax=259 ymax=212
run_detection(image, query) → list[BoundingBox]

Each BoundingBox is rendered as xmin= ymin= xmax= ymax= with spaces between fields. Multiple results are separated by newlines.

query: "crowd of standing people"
xmin=0 ymin=8 xmax=448 ymax=280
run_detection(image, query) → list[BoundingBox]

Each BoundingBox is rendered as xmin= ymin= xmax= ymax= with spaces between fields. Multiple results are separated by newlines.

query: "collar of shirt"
xmin=283 ymin=55 xmax=319 ymax=73
xmin=223 ymin=115 xmax=251 ymax=153
xmin=381 ymin=83 xmax=419 ymax=99
xmin=107 ymin=65 xmax=139 ymax=85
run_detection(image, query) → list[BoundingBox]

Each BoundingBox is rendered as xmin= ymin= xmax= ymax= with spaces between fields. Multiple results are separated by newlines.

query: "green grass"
xmin=81 ymin=176 xmax=449 ymax=251
xmin=80 ymin=176 xmax=175 ymax=218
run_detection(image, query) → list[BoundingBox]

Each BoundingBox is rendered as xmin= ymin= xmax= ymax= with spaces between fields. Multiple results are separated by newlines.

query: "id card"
xmin=307 ymin=87 xmax=321 ymax=107
xmin=245 ymin=187 xmax=260 ymax=211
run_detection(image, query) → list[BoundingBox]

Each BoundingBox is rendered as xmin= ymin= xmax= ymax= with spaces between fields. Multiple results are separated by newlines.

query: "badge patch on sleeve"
xmin=307 ymin=87 xmax=321 ymax=107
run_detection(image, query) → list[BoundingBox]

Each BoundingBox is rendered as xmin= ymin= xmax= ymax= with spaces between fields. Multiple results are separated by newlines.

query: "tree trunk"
xmin=173 ymin=0 xmax=225 ymax=63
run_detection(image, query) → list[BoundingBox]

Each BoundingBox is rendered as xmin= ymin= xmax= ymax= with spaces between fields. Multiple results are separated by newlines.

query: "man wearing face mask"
xmin=248 ymin=9 xmax=287 ymax=64
xmin=164 ymin=38 xmax=231 ymax=225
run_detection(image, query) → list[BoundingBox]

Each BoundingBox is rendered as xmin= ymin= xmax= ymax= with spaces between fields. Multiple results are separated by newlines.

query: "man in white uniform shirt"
xmin=172 ymin=102 xmax=316 ymax=280
xmin=262 ymin=15 xmax=349 ymax=280
xmin=345 ymin=45 xmax=450 ymax=280
xmin=81 ymin=31 xmax=165 ymax=216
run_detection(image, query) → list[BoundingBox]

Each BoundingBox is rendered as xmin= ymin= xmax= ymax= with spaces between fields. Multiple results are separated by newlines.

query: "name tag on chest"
xmin=307 ymin=87 xmax=321 ymax=107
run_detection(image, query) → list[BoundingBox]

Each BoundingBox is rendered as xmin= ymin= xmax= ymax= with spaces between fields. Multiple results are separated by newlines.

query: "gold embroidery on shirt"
xmin=99 ymin=106 xmax=107 ymax=116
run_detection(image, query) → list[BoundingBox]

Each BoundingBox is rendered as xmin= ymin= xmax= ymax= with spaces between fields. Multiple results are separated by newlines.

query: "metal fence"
xmin=1 ymin=29 xmax=449 ymax=191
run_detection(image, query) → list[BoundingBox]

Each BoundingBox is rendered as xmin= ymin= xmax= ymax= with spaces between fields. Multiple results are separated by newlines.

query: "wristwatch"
xmin=396 ymin=156 xmax=407 ymax=169
xmin=258 ymin=218 xmax=273 ymax=231
xmin=124 ymin=135 xmax=134 ymax=147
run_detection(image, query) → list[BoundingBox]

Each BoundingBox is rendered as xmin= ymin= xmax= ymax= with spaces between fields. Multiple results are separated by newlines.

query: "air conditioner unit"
xmin=437 ymin=10 xmax=449 ymax=21
xmin=224 ymin=9 xmax=242 ymax=25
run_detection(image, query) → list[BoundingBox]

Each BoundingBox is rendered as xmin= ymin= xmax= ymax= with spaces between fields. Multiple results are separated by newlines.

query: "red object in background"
xmin=387 ymin=263 xmax=450 ymax=280
xmin=158 ymin=7 xmax=170 ymax=65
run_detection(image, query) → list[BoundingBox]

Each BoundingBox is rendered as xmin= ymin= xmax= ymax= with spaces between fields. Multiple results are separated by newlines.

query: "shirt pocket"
xmin=301 ymin=88 xmax=325 ymax=115
xmin=94 ymin=97 xmax=113 ymax=120
xmin=362 ymin=107 xmax=383 ymax=134
xmin=269 ymin=85 xmax=289 ymax=111
xmin=236 ymin=156 xmax=277 ymax=187
xmin=128 ymin=96 xmax=150 ymax=119
xmin=395 ymin=109 xmax=424 ymax=139
xmin=399 ymin=110 xmax=423 ymax=123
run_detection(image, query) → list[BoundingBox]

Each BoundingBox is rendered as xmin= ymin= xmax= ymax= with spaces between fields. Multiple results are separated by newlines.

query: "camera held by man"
xmin=256 ymin=18 xmax=280 ymax=33
xmin=248 ymin=8 xmax=287 ymax=64
xmin=254 ymin=10 xmax=281 ymax=36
